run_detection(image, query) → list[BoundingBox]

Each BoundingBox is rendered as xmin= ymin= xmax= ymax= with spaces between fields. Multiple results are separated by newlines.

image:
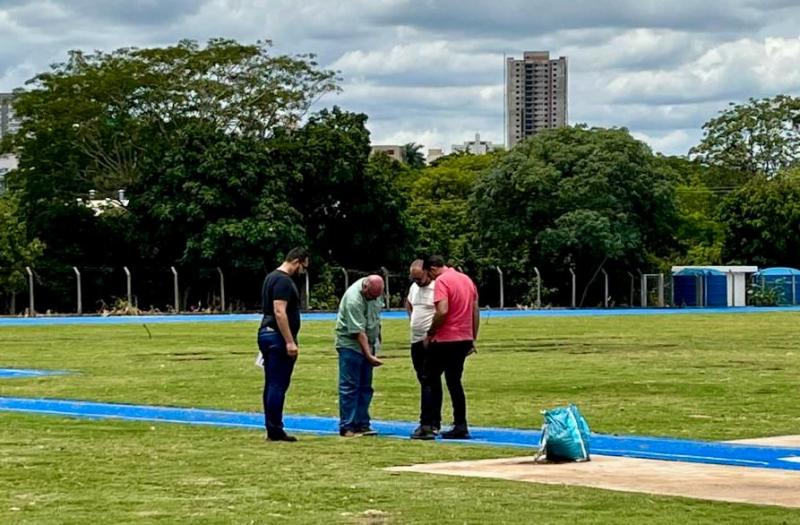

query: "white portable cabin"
xmin=671 ymin=266 xmax=758 ymax=307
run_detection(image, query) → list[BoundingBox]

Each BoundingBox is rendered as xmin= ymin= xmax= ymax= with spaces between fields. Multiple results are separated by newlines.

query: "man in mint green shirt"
xmin=335 ymin=275 xmax=385 ymax=437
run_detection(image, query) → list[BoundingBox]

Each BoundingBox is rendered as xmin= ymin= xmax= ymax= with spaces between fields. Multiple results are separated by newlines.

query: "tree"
xmin=131 ymin=120 xmax=307 ymax=271
xmin=654 ymin=155 xmax=752 ymax=265
xmin=0 ymin=193 xmax=44 ymax=298
xmin=291 ymin=107 xmax=417 ymax=269
xmin=2 ymin=39 xmax=340 ymax=311
xmin=472 ymin=126 xmax=678 ymax=305
xmin=690 ymin=95 xmax=800 ymax=177
xmin=718 ymin=169 xmax=800 ymax=268
xmin=402 ymin=142 xmax=426 ymax=170
xmin=407 ymin=152 xmax=500 ymax=266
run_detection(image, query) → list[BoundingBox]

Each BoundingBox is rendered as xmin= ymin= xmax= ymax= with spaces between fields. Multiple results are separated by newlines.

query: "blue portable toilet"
xmin=752 ymin=267 xmax=800 ymax=305
xmin=672 ymin=268 xmax=728 ymax=307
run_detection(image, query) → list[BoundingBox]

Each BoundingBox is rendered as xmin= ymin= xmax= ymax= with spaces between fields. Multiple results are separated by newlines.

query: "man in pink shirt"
xmin=411 ymin=255 xmax=479 ymax=440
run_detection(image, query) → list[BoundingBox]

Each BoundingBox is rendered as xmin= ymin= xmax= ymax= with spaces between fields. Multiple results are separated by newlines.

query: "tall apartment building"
xmin=505 ymin=51 xmax=567 ymax=148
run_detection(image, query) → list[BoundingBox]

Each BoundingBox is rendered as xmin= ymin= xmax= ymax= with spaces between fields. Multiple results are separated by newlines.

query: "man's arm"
xmin=405 ymin=297 xmax=413 ymax=317
xmin=357 ymin=332 xmax=383 ymax=367
xmin=425 ymin=299 xmax=449 ymax=346
xmin=472 ymin=298 xmax=480 ymax=340
xmin=273 ymin=300 xmax=298 ymax=358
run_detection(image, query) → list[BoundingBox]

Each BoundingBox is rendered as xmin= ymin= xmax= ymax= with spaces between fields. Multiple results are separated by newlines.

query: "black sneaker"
xmin=266 ymin=432 xmax=298 ymax=442
xmin=410 ymin=425 xmax=437 ymax=440
xmin=440 ymin=425 xmax=470 ymax=439
xmin=356 ymin=427 xmax=378 ymax=436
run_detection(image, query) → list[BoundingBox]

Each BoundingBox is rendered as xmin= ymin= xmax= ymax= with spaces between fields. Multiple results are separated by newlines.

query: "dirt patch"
xmin=388 ymin=455 xmax=800 ymax=508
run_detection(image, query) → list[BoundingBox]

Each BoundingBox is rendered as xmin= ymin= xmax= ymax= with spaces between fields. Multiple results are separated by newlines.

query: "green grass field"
xmin=2 ymin=313 xmax=800 ymax=523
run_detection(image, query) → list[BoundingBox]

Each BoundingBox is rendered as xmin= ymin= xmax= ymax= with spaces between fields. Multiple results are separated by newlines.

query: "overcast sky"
xmin=2 ymin=0 xmax=799 ymax=155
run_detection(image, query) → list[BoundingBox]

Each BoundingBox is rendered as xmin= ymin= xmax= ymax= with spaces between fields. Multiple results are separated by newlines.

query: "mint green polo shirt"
xmin=335 ymin=277 xmax=383 ymax=352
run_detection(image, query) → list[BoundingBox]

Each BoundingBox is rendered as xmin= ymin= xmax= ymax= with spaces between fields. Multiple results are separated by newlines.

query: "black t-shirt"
xmin=259 ymin=270 xmax=301 ymax=338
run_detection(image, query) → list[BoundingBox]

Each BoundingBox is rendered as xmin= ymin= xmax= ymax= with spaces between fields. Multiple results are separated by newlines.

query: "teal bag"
xmin=536 ymin=404 xmax=591 ymax=462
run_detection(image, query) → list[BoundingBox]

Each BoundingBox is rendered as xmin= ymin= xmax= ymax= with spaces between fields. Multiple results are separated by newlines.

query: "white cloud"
xmin=1 ymin=1 xmax=800 ymax=155
xmin=607 ymin=36 xmax=800 ymax=104
xmin=631 ymin=129 xmax=699 ymax=156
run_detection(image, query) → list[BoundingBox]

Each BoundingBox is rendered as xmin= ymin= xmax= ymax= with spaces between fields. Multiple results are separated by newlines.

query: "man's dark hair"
xmin=284 ymin=247 xmax=310 ymax=263
xmin=423 ymin=255 xmax=445 ymax=270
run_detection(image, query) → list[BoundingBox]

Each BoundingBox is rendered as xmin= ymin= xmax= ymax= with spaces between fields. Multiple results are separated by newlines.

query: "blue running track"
xmin=1 ymin=396 xmax=799 ymax=471
xmin=0 ymin=368 xmax=66 ymax=378
xmin=0 ymin=306 xmax=799 ymax=327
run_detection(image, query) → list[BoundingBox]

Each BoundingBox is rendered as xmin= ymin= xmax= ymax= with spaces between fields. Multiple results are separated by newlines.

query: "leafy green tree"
xmin=472 ymin=126 xmax=678 ymax=305
xmin=718 ymin=169 xmax=800 ymax=267
xmin=0 ymin=193 xmax=44 ymax=297
xmin=690 ymin=95 xmax=800 ymax=176
xmin=130 ymin=120 xmax=307 ymax=270
xmin=291 ymin=108 xmax=417 ymax=270
xmin=2 ymin=39 xmax=339 ymax=310
xmin=402 ymin=142 xmax=426 ymax=170
xmin=6 ymin=38 xmax=336 ymax=238
xmin=407 ymin=152 xmax=499 ymax=266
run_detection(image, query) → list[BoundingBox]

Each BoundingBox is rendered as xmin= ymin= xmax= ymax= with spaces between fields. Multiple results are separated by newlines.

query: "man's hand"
xmin=369 ymin=355 xmax=384 ymax=367
xmin=286 ymin=342 xmax=299 ymax=359
xmin=422 ymin=335 xmax=431 ymax=349
xmin=467 ymin=342 xmax=477 ymax=356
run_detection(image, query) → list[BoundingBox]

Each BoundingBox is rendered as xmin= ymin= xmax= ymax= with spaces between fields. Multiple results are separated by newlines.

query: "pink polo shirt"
xmin=432 ymin=267 xmax=478 ymax=342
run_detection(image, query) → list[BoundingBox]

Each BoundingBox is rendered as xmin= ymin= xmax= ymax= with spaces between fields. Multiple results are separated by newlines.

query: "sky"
xmin=1 ymin=0 xmax=799 ymax=156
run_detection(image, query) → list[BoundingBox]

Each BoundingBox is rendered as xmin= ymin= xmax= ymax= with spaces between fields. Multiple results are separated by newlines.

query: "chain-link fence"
xmin=0 ymin=262 xmax=696 ymax=316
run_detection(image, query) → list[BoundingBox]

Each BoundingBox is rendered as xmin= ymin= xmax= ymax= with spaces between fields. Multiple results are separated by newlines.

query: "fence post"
xmin=216 ymin=267 xmax=226 ymax=311
xmin=627 ymin=271 xmax=634 ymax=307
xmin=569 ymin=267 xmax=576 ymax=308
xmin=304 ymin=270 xmax=310 ymax=310
xmin=638 ymin=269 xmax=646 ymax=307
xmin=533 ymin=266 xmax=541 ymax=308
xmin=601 ymin=268 xmax=609 ymax=308
xmin=658 ymin=273 xmax=665 ymax=307
xmin=380 ymin=266 xmax=390 ymax=305
xmin=25 ymin=266 xmax=35 ymax=316
xmin=495 ymin=265 xmax=504 ymax=309
xmin=73 ymin=266 xmax=82 ymax=314
xmin=670 ymin=272 xmax=675 ymax=307
xmin=170 ymin=266 xmax=179 ymax=312
xmin=793 ymin=275 xmax=797 ymax=306
xmin=340 ymin=267 xmax=349 ymax=292
xmin=123 ymin=266 xmax=132 ymax=306
xmin=728 ymin=270 xmax=734 ymax=307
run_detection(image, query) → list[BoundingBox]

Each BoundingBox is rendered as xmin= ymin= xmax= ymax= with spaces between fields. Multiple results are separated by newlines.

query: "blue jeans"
xmin=337 ymin=348 xmax=374 ymax=431
xmin=258 ymin=329 xmax=296 ymax=435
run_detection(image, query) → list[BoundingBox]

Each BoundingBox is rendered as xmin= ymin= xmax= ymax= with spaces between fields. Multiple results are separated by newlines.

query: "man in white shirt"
xmin=406 ymin=259 xmax=440 ymax=439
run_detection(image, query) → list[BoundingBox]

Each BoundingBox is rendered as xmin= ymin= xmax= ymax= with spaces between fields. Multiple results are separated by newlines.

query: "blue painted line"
xmin=1 ymin=396 xmax=799 ymax=471
xmin=0 ymin=368 xmax=67 ymax=378
xmin=1 ymin=306 xmax=799 ymax=327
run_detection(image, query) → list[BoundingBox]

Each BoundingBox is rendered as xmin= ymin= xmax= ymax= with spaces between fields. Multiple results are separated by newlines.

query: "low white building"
xmin=671 ymin=265 xmax=758 ymax=307
xmin=0 ymin=154 xmax=18 ymax=194
xmin=452 ymin=133 xmax=503 ymax=155
xmin=426 ymin=148 xmax=444 ymax=164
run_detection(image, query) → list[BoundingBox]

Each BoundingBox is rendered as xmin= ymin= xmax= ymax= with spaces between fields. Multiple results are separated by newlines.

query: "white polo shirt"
xmin=408 ymin=280 xmax=435 ymax=343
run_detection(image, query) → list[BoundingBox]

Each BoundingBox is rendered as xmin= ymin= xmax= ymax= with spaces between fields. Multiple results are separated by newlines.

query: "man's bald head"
xmin=362 ymin=274 xmax=385 ymax=300
xmin=409 ymin=259 xmax=431 ymax=287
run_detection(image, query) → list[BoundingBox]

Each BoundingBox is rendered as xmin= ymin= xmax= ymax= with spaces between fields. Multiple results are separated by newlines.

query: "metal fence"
xmin=0 ymin=262 xmax=687 ymax=316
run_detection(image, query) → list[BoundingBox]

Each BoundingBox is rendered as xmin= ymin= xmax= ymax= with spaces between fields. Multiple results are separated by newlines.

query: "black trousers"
xmin=411 ymin=341 xmax=440 ymax=427
xmin=420 ymin=340 xmax=471 ymax=427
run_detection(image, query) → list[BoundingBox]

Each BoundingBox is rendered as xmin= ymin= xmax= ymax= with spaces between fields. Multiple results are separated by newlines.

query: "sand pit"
xmin=388 ymin=452 xmax=800 ymax=508
xmin=727 ymin=435 xmax=800 ymax=447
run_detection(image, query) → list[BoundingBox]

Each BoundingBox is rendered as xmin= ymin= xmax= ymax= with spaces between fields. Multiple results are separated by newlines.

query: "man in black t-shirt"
xmin=258 ymin=247 xmax=309 ymax=442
